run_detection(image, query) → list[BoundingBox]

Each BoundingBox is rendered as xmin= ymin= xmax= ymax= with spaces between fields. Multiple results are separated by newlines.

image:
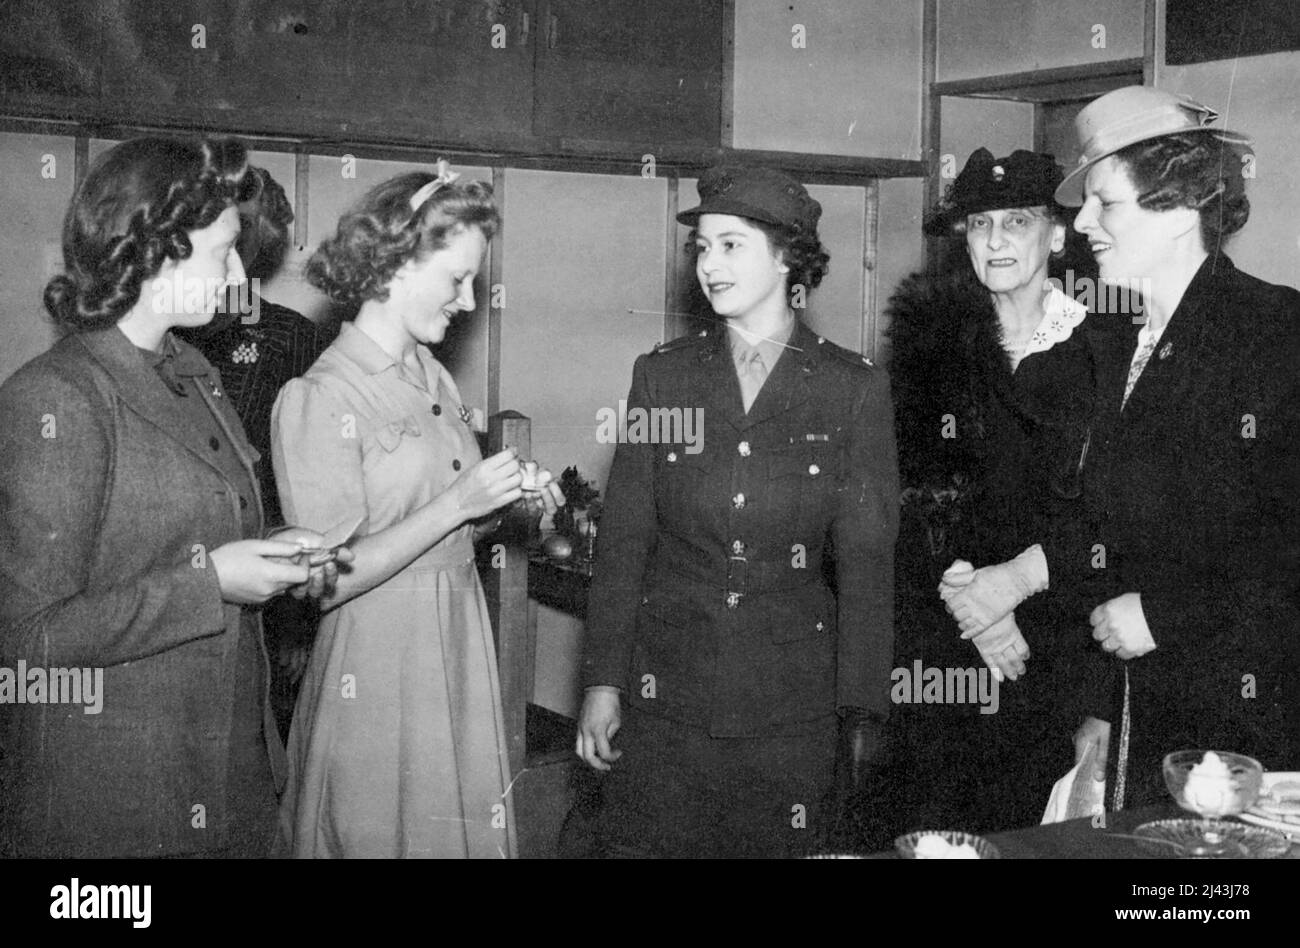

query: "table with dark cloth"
xmin=865 ymin=807 xmax=1298 ymax=858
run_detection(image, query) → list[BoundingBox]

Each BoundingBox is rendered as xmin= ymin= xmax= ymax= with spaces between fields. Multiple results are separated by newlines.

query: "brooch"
xmin=1158 ymin=341 xmax=1173 ymax=360
xmin=231 ymin=341 xmax=260 ymax=365
xmin=458 ymin=404 xmax=473 ymax=426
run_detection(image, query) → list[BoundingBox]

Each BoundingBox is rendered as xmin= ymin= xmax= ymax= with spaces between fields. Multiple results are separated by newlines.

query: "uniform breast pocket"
xmin=766 ymin=441 xmax=837 ymax=525
xmin=631 ymin=589 xmax=711 ymax=716
xmin=656 ymin=447 xmax=714 ymax=525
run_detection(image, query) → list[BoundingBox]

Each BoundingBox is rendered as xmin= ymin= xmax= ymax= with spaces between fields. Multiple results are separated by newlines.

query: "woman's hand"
xmin=210 ymin=539 xmax=312 ymax=605
xmin=264 ymin=526 xmax=355 ymax=600
xmin=967 ymin=611 xmax=1030 ymax=683
xmin=519 ymin=462 xmax=567 ymax=516
xmin=1090 ymin=592 xmax=1156 ymax=659
xmin=576 ymin=686 xmax=623 ymax=772
xmin=939 ymin=546 xmax=1049 ymax=636
xmin=452 ymin=448 xmax=524 ymax=523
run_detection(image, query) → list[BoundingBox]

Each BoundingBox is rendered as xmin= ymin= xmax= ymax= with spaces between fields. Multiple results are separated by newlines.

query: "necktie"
xmin=737 ymin=349 xmax=768 ymax=413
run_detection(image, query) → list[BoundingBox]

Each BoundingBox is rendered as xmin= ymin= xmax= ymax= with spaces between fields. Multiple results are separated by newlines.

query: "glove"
xmin=939 ymin=545 xmax=1049 ymax=637
xmin=968 ymin=610 xmax=1030 ymax=683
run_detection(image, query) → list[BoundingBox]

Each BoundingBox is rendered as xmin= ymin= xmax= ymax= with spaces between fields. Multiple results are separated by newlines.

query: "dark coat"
xmin=1047 ymin=254 xmax=1300 ymax=807
xmin=581 ymin=319 xmax=899 ymax=737
xmin=887 ymin=269 xmax=1096 ymax=578
xmin=0 ymin=327 xmax=286 ymax=856
xmin=880 ymin=269 xmax=1098 ymax=832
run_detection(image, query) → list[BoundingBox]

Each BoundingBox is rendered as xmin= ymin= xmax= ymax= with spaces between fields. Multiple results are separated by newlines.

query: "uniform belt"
xmin=652 ymin=534 xmax=822 ymax=608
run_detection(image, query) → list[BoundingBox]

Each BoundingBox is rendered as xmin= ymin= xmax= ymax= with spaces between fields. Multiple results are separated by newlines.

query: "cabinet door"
xmin=533 ymin=0 xmax=723 ymax=148
xmin=97 ymin=0 xmax=537 ymax=147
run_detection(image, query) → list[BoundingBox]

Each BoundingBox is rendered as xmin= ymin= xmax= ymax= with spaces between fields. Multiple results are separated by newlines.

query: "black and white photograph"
xmin=0 ymin=0 xmax=1297 ymax=926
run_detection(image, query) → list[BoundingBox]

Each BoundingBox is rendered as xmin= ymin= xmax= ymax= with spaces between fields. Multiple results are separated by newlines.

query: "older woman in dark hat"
xmin=944 ymin=86 xmax=1300 ymax=812
xmin=867 ymin=148 xmax=1099 ymax=836
xmin=576 ymin=165 xmax=898 ymax=857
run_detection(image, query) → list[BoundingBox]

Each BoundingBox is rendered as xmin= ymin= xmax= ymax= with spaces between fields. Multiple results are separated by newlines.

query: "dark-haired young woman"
xmin=944 ymin=87 xmax=1300 ymax=809
xmin=271 ymin=164 xmax=563 ymax=858
xmin=577 ymin=165 xmax=898 ymax=857
xmin=0 ymin=137 xmax=342 ymax=857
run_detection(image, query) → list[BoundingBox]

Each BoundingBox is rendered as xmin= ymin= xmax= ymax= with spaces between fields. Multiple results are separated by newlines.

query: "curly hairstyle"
xmin=1113 ymin=132 xmax=1251 ymax=251
xmin=44 ymin=136 xmax=255 ymax=334
xmin=306 ymin=172 xmax=499 ymax=311
xmin=240 ymin=166 xmax=294 ymax=282
xmin=686 ymin=218 xmax=830 ymax=304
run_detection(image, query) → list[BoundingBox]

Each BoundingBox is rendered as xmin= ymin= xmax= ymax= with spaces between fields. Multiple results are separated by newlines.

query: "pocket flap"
xmin=373 ymin=415 xmax=423 ymax=452
xmin=766 ymin=592 xmax=835 ymax=643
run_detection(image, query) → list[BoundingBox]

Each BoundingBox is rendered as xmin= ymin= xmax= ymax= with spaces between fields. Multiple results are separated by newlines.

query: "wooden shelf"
xmin=933 ymin=58 xmax=1145 ymax=103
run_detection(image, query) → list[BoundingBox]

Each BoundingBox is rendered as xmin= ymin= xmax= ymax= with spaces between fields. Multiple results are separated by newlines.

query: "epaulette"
xmin=813 ymin=333 xmax=876 ymax=370
xmin=650 ymin=330 xmax=711 ymax=356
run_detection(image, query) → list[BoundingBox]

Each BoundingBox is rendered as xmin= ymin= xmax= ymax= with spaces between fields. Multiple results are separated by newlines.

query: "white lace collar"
xmin=1022 ymin=284 xmax=1088 ymax=358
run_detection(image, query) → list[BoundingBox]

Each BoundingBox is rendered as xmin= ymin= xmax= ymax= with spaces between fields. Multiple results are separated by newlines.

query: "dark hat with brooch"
xmin=677 ymin=164 xmax=822 ymax=232
xmin=924 ymin=148 xmax=1065 ymax=236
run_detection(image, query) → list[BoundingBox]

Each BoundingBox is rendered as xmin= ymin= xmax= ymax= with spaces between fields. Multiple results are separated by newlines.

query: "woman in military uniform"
xmin=576 ymin=165 xmax=899 ymax=857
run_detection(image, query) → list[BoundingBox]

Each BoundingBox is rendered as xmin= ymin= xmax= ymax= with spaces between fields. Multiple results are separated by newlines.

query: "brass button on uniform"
xmin=667 ymin=451 xmax=678 ymax=463
xmin=726 ymin=592 xmax=741 ymax=609
xmin=732 ymin=493 xmax=745 ymax=509
xmin=815 ymin=620 xmax=825 ymax=632
xmin=809 ymin=463 xmax=820 ymax=476
xmin=737 ymin=441 xmax=751 ymax=457
xmin=731 ymin=539 xmax=745 ymax=555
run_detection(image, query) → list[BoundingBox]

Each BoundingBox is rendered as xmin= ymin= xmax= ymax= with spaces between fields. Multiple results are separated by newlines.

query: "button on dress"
xmin=271 ymin=323 xmax=516 ymax=858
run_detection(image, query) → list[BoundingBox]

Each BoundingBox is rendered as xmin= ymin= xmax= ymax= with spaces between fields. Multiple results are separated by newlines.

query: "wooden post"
xmin=483 ymin=410 xmax=536 ymax=777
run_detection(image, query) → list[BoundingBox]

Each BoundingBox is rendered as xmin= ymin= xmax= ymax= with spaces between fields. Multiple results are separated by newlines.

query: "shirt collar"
xmin=335 ymin=321 xmax=442 ymax=386
xmin=727 ymin=318 xmax=796 ymax=370
xmin=1022 ymin=284 xmax=1089 ymax=358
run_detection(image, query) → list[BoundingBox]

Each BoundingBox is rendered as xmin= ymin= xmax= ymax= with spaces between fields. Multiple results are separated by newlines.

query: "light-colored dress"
xmin=271 ymin=322 xmax=516 ymax=858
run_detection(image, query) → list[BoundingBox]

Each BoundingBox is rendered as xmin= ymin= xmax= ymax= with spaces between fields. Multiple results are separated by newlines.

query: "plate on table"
xmin=1238 ymin=811 xmax=1300 ymax=842
xmin=1134 ymin=819 xmax=1291 ymax=859
xmin=1249 ymin=772 xmax=1300 ymax=824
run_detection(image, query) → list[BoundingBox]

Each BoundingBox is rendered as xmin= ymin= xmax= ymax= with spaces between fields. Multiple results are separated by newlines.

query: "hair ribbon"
xmin=409 ymin=159 xmax=461 ymax=213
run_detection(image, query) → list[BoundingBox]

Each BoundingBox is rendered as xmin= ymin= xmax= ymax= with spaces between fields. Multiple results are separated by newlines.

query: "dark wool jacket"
xmin=581 ymin=319 xmax=899 ymax=733
xmin=0 ymin=327 xmax=286 ymax=856
xmin=1043 ymin=255 xmax=1300 ymax=806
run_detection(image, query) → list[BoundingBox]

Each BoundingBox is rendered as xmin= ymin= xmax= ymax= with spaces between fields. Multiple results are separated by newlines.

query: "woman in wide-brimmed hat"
xmin=941 ymin=86 xmax=1300 ymax=811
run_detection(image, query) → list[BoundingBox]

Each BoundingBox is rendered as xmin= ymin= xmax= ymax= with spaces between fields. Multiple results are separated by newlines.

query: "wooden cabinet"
xmin=95 ymin=0 xmax=538 ymax=148
xmin=3 ymin=0 xmax=722 ymax=155
xmin=532 ymin=0 xmax=724 ymax=149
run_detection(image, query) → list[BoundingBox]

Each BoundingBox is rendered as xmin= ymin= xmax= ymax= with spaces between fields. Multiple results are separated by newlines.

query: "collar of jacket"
xmin=1096 ymin=252 xmax=1236 ymax=421
xmin=75 ymin=326 xmax=262 ymax=493
xmin=693 ymin=317 xmax=821 ymax=431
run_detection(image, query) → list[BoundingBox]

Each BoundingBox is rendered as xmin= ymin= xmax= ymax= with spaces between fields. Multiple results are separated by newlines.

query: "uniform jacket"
xmin=1046 ymin=254 xmax=1300 ymax=804
xmin=0 ymin=326 xmax=286 ymax=856
xmin=581 ymin=319 xmax=899 ymax=737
